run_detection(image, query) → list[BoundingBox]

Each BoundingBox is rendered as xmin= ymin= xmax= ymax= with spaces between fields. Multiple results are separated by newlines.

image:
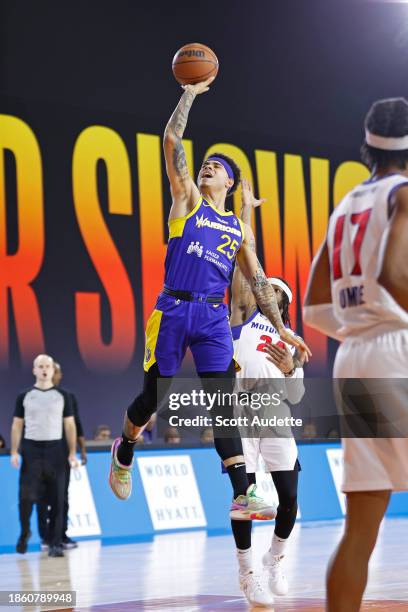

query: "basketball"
xmin=172 ymin=43 xmax=218 ymax=85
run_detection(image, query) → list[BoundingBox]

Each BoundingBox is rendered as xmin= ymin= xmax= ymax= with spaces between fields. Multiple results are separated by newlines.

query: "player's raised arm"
xmin=163 ymin=77 xmax=214 ymax=219
xmin=230 ymin=224 xmax=256 ymax=326
xmin=230 ymin=179 xmax=265 ymax=326
xmin=236 ymin=239 xmax=312 ymax=356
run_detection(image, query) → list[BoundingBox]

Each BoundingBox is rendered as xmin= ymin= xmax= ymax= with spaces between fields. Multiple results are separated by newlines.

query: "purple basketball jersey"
xmin=164 ymin=197 xmax=245 ymax=295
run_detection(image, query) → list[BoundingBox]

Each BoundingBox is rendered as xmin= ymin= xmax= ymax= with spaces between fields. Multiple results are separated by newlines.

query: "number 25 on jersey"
xmin=217 ymin=234 xmax=239 ymax=260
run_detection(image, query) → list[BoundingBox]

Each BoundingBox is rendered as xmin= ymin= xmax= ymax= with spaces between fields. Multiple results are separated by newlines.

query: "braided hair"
xmin=273 ymin=277 xmax=292 ymax=328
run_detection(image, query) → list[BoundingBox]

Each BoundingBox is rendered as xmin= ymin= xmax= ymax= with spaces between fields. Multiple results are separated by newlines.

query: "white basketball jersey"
xmin=232 ymin=309 xmax=295 ymax=380
xmin=327 ymin=173 xmax=408 ymax=337
xmin=232 ymin=309 xmax=303 ymax=472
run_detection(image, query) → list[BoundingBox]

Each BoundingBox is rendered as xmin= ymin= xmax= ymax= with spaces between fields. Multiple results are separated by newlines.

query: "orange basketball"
xmin=172 ymin=43 xmax=219 ymax=85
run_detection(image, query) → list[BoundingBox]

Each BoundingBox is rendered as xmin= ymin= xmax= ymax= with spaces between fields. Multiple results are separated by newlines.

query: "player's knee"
xmin=127 ymin=363 xmax=167 ymax=427
xmin=127 ymin=392 xmax=156 ymax=427
xmin=278 ymin=493 xmax=298 ymax=515
xmin=214 ymin=437 xmax=243 ymax=461
xmin=343 ymin=521 xmax=381 ymax=550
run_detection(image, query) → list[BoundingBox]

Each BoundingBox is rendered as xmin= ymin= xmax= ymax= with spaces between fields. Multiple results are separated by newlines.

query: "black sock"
xmin=226 ymin=463 xmax=248 ymax=498
xmin=247 ymin=472 xmax=256 ymax=487
xmin=231 ymin=519 xmax=252 ymax=550
xmin=116 ymin=433 xmax=137 ymax=466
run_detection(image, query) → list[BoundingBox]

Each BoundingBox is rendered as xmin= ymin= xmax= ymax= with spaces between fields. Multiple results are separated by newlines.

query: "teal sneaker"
xmin=230 ymin=484 xmax=277 ymax=520
xmin=109 ymin=437 xmax=133 ymax=500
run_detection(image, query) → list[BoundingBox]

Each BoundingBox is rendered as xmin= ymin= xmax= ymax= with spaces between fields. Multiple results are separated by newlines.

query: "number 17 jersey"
xmin=164 ymin=196 xmax=245 ymax=295
xmin=327 ymin=173 xmax=408 ymax=337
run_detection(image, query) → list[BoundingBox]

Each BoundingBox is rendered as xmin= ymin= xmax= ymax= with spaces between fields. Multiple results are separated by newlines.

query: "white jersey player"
xmin=228 ymin=179 xmax=306 ymax=608
xmin=304 ymin=97 xmax=408 ymax=612
xmin=232 ymin=301 xmax=305 ymax=473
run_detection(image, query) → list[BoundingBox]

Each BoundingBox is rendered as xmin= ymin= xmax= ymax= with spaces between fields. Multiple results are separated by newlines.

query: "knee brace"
xmin=214 ymin=437 xmax=244 ymax=462
xmin=127 ymin=393 xmax=156 ymax=428
xmin=127 ymin=364 xmax=171 ymax=427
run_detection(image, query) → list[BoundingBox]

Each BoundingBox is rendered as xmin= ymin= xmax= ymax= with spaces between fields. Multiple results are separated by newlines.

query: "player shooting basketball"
xmin=109 ymin=75 xmax=311 ymax=522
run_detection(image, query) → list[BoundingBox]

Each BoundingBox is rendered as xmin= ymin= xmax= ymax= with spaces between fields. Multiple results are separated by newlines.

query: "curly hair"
xmin=273 ymin=277 xmax=292 ymax=328
xmin=361 ymin=97 xmax=408 ymax=171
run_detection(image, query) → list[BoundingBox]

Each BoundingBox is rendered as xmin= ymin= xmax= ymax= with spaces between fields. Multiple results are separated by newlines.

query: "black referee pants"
xmin=19 ymin=440 xmax=66 ymax=547
xmin=37 ymin=457 xmax=71 ymax=542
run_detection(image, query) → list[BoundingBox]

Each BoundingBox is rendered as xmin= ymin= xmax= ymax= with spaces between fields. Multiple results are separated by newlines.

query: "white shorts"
xmin=241 ymin=436 xmax=298 ymax=473
xmin=333 ymin=328 xmax=408 ymax=493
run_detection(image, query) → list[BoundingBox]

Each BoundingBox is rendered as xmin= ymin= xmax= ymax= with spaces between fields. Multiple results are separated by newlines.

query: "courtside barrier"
xmin=1 ymin=443 xmax=407 ymax=553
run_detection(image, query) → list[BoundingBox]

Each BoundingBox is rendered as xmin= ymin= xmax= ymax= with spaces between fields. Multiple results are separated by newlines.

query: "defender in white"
xmin=304 ymin=97 xmax=408 ymax=612
xmin=229 ymin=179 xmax=307 ymax=607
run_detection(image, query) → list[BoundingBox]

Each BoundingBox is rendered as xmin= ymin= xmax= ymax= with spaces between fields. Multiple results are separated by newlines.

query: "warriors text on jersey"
xmin=327 ymin=173 xmax=408 ymax=337
xmin=165 ymin=196 xmax=245 ymax=295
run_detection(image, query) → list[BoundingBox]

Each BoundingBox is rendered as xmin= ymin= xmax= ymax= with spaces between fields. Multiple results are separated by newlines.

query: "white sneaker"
xmin=239 ymin=571 xmax=274 ymax=607
xmin=262 ymin=553 xmax=288 ymax=596
xmin=109 ymin=437 xmax=134 ymax=500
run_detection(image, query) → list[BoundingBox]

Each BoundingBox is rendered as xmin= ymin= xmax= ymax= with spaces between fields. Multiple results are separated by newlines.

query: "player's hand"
xmin=241 ymin=178 xmax=266 ymax=209
xmin=182 ymin=76 xmax=215 ymax=96
xmin=80 ymin=450 xmax=87 ymax=465
xmin=10 ymin=453 xmax=20 ymax=468
xmin=263 ymin=341 xmax=294 ymax=374
xmin=293 ymin=347 xmax=308 ymax=368
xmin=278 ymin=328 xmax=312 ymax=360
xmin=68 ymin=454 xmax=80 ymax=469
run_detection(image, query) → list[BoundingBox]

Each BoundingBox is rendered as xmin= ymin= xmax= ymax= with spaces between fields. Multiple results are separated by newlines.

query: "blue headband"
xmin=207 ymin=156 xmax=235 ymax=190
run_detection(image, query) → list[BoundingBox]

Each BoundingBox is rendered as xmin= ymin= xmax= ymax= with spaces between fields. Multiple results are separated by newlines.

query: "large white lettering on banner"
xmin=137 ymin=455 xmax=207 ymax=530
xmin=67 ymin=466 xmax=101 ymax=537
xmin=326 ymin=448 xmax=346 ymax=515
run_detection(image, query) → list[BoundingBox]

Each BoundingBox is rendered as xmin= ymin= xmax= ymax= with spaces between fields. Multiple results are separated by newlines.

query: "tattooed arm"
xmin=163 ymin=77 xmax=214 ymax=220
xmin=236 ymin=236 xmax=312 ymax=356
xmin=230 ymin=179 xmax=265 ymax=326
xmin=292 ymin=351 xmax=307 ymax=369
xmin=230 ymin=224 xmax=257 ymax=326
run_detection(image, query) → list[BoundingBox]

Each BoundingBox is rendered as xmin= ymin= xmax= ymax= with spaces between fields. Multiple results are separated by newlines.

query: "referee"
xmin=10 ymin=354 xmax=78 ymax=557
xmin=37 ymin=361 xmax=87 ymax=550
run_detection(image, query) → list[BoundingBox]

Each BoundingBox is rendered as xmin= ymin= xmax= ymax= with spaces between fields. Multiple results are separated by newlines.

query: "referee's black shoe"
xmin=62 ymin=536 xmax=78 ymax=549
xmin=16 ymin=530 xmax=31 ymax=554
xmin=48 ymin=545 xmax=64 ymax=558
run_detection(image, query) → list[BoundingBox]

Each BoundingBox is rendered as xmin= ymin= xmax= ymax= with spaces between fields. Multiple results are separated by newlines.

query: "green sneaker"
xmin=109 ymin=437 xmax=133 ymax=500
xmin=230 ymin=484 xmax=277 ymax=520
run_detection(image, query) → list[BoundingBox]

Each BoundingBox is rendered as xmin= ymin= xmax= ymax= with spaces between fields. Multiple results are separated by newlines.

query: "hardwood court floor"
xmin=1 ymin=518 xmax=407 ymax=611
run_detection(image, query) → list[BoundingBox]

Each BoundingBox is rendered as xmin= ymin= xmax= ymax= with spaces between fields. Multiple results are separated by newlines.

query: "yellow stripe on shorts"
xmin=143 ymin=309 xmax=163 ymax=372
xmin=233 ymin=356 xmax=241 ymax=372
